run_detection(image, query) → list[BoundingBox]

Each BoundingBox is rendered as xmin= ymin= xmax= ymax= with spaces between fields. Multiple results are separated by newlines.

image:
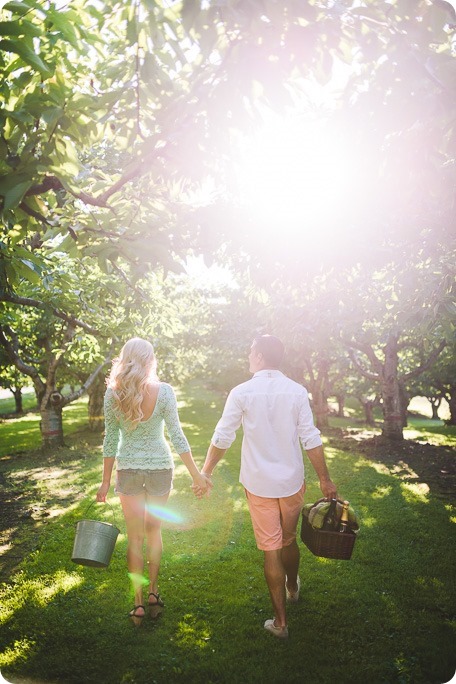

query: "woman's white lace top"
xmin=102 ymin=383 xmax=190 ymax=470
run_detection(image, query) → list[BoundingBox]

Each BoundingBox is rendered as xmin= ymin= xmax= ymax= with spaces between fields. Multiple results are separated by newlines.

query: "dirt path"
xmin=0 ymin=444 xmax=91 ymax=581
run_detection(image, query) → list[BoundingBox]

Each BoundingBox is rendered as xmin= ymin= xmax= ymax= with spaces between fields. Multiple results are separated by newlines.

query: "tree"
xmin=0 ymin=250 xmax=137 ymax=447
xmin=341 ymin=258 xmax=453 ymax=440
xmin=346 ymin=331 xmax=446 ymax=440
xmin=3 ymin=0 xmax=455 ymax=276
xmin=0 ymin=307 xmax=109 ymax=448
xmin=0 ymin=350 xmax=28 ymax=414
xmin=416 ymin=342 xmax=456 ymax=425
xmin=1 ymin=0 xmax=455 ymax=450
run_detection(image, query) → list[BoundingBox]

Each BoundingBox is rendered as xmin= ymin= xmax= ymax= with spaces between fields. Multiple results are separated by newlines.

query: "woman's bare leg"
xmin=119 ymin=492 xmax=146 ymax=624
xmin=144 ymin=492 xmax=170 ymax=613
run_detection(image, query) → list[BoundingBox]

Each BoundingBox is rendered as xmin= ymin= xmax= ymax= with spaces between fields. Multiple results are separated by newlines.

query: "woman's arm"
xmin=163 ymin=385 xmax=211 ymax=495
xmin=102 ymin=389 xmax=120 ymax=456
xmin=179 ymin=451 xmax=212 ymax=496
xmin=97 ymin=390 xmax=119 ymax=501
xmin=162 ymin=385 xmax=191 ymax=454
xmin=96 ymin=457 xmax=115 ymax=501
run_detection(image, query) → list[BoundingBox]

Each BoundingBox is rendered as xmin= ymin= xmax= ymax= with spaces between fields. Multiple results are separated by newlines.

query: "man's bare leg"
xmin=263 ymin=549 xmax=287 ymax=628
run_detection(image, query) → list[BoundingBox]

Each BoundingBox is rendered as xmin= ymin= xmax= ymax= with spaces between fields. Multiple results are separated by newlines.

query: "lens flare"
xmin=145 ymin=504 xmax=185 ymax=524
xmin=128 ymin=572 xmax=149 ymax=587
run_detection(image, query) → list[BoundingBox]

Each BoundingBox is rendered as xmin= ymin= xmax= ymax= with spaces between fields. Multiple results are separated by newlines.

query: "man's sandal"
xmin=148 ymin=592 xmax=164 ymax=619
xmin=128 ymin=605 xmax=145 ymax=627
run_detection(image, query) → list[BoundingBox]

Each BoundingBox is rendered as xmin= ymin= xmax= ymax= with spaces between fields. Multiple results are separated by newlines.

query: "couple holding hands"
xmin=96 ymin=335 xmax=336 ymax=638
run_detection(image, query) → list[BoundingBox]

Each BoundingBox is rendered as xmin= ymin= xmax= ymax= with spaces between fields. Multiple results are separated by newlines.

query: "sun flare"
xmin=233 ymin=114 xmax=360 ymax=249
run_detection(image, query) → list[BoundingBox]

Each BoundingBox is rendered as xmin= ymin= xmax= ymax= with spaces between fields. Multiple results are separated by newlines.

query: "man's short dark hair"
xmin=253 ymin=335 xmax=285 ymax=368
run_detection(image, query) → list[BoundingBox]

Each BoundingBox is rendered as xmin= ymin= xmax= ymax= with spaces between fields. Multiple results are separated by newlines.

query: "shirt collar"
xmin=252 ymin=369 xmax=284 ymax=379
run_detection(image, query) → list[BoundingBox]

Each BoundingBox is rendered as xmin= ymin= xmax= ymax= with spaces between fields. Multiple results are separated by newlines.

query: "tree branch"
xmin=25 ymin=175 xmax=63 ymax=197
xmin=347 ymin=348 xmax=380 ymax=381
xmin=40 ymin=320 xmax=77 ymax=412
xmin=342 ymin=337 xmax=383 ymax=377
xmin=402 ymin=340 xmax=447 ymax=381
xmin=19 ymin=201 xmax=52 ymax=225
xmin=63 ymin=344 xmax=115 ymax=406
xmin=0 ymin=324 xmax=45 ymax=396
xmin=1 ymin=293 xmax=101 ymax=336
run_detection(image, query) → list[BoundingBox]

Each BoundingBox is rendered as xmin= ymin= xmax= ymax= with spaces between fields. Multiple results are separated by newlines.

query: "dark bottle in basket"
xmin=339 ymin=500 xmax=350 ymax=533
xmin=322 ymin=498 xmax=338 ymax=531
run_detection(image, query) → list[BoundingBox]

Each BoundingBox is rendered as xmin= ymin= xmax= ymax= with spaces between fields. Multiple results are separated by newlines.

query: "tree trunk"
xmin=398 ymin=381 xmax=409 ymax=428
xmin=380 ymin=334 xmax=404 ymax=441
xmin=447 ymin=390 xmax=456 ymax=425
xmin=362 ymin=400 xmax=375 ymax=426
xmin=39 ymin=390 xmax=64 ymax=448
xmin=40 ymin=405 xmax=64 ymax=448
xmin=429 ymin=397 xmax=441 ymax=420
xmin=312 ymin=389 xmax=329 ymax=430
xmin=12 ymin=387 xmax=23 ymax=414
xmin=88 ymin=373 xmax=106 ymax=432
xmin=336 ymin=393 xmax=345 ymax=418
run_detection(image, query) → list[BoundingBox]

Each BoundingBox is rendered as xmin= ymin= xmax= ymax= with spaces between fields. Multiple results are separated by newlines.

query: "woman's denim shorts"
xmin=115 ymin=468 xmax=173 ymax=496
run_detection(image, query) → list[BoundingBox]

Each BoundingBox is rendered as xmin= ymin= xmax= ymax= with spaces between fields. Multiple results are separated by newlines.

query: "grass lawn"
xmin=0 ymin=386 xmax=455 ymax=684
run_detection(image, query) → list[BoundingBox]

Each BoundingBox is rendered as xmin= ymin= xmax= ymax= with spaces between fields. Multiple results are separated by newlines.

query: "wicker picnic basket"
xmin=300 ymin=498 xmax=359 ymax=561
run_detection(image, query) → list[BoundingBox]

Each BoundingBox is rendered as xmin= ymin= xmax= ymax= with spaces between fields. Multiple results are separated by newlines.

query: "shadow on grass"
xmin=1 ymin=389 xmax=455 ymax=683
xmin=1 ymin=447 xmax=455 ymax=684
xmin=0 ymin=447 xmax=101 ymax=581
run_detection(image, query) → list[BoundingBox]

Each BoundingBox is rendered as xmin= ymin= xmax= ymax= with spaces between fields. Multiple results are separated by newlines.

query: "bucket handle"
xmin=80 ymin=500 xmax=119 ymax=528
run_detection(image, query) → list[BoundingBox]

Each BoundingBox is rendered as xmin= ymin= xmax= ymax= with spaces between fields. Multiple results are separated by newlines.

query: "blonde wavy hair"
xmin=107 ymin=337 xmax=158 ymax=427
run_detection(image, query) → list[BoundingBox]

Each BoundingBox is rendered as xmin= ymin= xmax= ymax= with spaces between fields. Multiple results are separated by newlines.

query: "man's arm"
xmin=202 ymin=444 xmax=227 ymax=476
xmin=306 ymin=444 xmax=337 ymax=499
xmin=191 ymin=444 xmax=226 ymax=497
xmin=192 ymin=389 xmax=242 ymax=497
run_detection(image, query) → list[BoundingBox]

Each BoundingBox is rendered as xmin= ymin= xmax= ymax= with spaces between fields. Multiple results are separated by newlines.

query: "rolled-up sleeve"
xmin=102 ymin=389 xmax=120 ymax=457
xmin=298 ymin=389 xmax=323 ymax=451
xmin=211 ymin=390 xmax=243 ymax=449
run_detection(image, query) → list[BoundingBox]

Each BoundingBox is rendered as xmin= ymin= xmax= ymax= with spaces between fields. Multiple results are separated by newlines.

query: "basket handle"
xmin=309 ymin=497 xmax=346 ymax=510
xmin=82 ymin=500 xmax=118 ymax=527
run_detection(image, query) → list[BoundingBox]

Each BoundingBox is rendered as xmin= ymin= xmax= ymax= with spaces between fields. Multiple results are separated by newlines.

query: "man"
xmin=198 ymin=334 xmax=337 ymax=639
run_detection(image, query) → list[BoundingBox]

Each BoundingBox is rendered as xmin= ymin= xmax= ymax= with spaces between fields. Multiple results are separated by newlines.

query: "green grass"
xmin=0 ymin=387 xmax=455 ymax=684
xmin=0 ymin=388 xmax=37 ymax=416
xmin=0 ymin=396 xmax=90 ymax=456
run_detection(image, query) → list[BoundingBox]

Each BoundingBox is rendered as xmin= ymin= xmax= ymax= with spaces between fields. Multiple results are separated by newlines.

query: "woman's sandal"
xmin=129 ymin=605 xmax=145 ymax=627
xmin=148 ymin=592 xmax=164 ymax=619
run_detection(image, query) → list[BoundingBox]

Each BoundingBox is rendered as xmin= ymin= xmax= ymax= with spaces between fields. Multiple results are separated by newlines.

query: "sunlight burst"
xmin=233 ymin=113 xmax=361 ymax=253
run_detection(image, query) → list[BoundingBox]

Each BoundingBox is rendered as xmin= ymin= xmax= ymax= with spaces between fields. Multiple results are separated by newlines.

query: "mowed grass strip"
xmin=0 ymin=386 xmax=455 ymax=684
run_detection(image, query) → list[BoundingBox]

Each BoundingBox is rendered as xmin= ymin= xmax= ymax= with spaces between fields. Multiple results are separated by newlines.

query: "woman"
xmin=96 ymin=337 xmax=210 ymax=625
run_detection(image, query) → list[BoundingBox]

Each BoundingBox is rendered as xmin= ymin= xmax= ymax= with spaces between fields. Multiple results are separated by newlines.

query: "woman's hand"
xmin=192 ymin=472 xmax=213 ymax=499
xmin=96 ymin=483 xmax=110 ymax=502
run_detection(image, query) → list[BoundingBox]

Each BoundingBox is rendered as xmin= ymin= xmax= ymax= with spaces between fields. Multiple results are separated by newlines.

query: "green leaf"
xmin=46 ymin=8 xmax=80 ymax=48
xmin=6 ymin=109 xmax=35 ymax=125
xmin=0 ymin=137 xmax=8 ymax=161
xmin=182 ymin=0 xmax=201 ymax=33
xmin=126 ymin=16 xmax=138 ymax=46
xmin=1 ymin=1 xmax=33 ymax=17
xmin=0 ymin=38 xmax=52 ymax=77
xmin=41 ymin=106 xmax=64 ymax=127
xmin=2 ymin=180 xmax=33 ymax=211
xmin=0 ymin=20 xmax=42 ymax=37
xmin=15 ymin=257 xmax=42 ymax=284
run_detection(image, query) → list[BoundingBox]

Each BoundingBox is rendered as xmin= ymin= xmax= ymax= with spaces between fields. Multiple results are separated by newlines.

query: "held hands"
xmin=192 ymin=472 xmax=213 ymax=499
xmin=96 ymin=483 xmax=110 ymax=502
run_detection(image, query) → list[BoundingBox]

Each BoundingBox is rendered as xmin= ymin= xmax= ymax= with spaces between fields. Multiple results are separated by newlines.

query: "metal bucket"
xmin=72 ymin=502 xmax=120 ymax=568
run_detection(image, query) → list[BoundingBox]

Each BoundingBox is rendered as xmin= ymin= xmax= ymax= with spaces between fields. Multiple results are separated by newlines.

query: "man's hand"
xmin=320 ymin=478 xmax=337 ymax=500
xmin=191 ymin=472 xmax=213 ymax=499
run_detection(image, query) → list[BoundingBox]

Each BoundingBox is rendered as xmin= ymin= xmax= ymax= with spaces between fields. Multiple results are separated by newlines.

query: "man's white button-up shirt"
xmin=211 ymin=369 xmax=322 ymax=497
